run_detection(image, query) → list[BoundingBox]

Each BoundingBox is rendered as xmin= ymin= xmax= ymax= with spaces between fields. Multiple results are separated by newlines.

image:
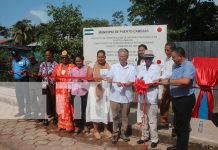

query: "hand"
xmin=121 ymin=83 xmax=128 ymax=87
xmin=53 ymin=77 xmax=59 ymax=83
xmin=117 ymin=82 xmax=122 ymax=87
xmin=153 ymin=78 xmax=161 ymax=84
xmin=151 ymin=82 xmax=159 ymax=86
xmin=21 ymin=71 xmax=28 ymax=76
xmin=38 ymin=73 xmax=42 ymax=77
xmin=107 ymin=78 xmax=112 ymax=84
xmin=160 ymin=79 xmax=170 ymax=85
xmin=8 ymin=70 xmax=13 ymax=75
xmin=32 ymin=73 xmax=38 ymax=77
xmin=77 ymin=79 xmax=83 ymax=82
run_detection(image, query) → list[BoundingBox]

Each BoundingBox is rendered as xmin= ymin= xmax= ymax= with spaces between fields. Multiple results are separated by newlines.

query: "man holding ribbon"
xmin=10 ymin=50 xmax=30 ymax=118
xmin=136 ymin=50 xmax=160 ymax=148
xmin=107 ymin=48 xmax=135 ymax=144
xmin=38 ymin=49 xmax=58 ymax=125
xmin=160 ymin=47 xmax=196 ymax=150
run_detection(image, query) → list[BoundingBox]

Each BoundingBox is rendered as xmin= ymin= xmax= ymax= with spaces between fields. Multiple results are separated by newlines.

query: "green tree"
xmin=11 ymin=19 xmax=33 ymax=45
xmin=38 ymin=3 xmax=83 ymax=55
xmin=111 ymin=11 xmax=125 ymax=26
xmin=82 ymin=18 xmax=109 ymax=28
xmin=128 ymin=0 xmax=218 ymax=40
xmin=47 ymin=3 xmax=82 ymax=39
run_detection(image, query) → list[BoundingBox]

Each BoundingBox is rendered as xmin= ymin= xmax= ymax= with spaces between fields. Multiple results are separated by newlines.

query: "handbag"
xmin=95 ymin=83 xmax=104 ymax=101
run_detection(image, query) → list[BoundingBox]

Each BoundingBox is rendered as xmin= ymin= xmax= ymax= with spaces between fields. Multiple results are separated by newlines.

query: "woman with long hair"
xmin=86 ymin=50 xmax=113 ymax=139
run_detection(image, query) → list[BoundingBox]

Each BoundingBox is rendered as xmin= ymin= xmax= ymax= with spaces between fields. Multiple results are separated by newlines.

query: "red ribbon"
xmin=133 ymin=79 xmax=149 ymax=150
xmin=192 ymin=86 xmax=215 ymax=119
xmin=134 ymin=79 xmax=149 ymax=95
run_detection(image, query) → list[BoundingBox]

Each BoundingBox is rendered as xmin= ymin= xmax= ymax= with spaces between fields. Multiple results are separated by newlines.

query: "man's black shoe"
xmin=151 ymin=141 xmax=159 ymax=148
xmin=167 ymin=146 xmax=180 ymax=150
xmin=52 ymin=118 xmax=58 ymax=125
xmin=137 ymin=138 xmax=149 ymax=144
xmin=158 ymin=124 xmax=169 ymax=130
xmin=43 ymin=119 xmax=49 ymax=126
xmin=137 ymin=139 xmax=145 ymax=144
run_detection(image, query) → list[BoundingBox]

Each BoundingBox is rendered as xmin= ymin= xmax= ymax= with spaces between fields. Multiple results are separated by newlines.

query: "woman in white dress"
xmin=86 ymin=50 xmax=113 ymax=139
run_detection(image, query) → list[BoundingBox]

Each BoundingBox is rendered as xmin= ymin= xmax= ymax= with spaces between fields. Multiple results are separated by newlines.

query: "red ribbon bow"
xmin=134 ymin=79 xmax=148 ymax=95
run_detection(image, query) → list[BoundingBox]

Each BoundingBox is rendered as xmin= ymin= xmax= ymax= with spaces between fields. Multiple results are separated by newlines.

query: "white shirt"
xmin=137 ymin=63 xmax=161 ymax=104
xmin=108 ymin=63 xmax=136 ymax=103
xmin=160 ymin=56 xmax=174 ymax=79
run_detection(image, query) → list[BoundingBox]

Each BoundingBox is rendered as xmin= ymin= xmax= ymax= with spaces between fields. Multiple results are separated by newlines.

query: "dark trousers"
xmin=46 ymin=85 xmax=56 ymax=118
xmin=172 ymin=94 xmax=195 ymax=150
xmin=72 ymin=94 xmax=88 ymax=129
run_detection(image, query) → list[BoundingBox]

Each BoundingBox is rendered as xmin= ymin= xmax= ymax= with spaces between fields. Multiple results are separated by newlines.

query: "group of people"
xmin=10 ymin=42 xmax=196 ymax=150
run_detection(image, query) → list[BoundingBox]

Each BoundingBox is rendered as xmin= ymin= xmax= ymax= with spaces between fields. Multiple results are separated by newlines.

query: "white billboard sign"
xmin=83 ymin=25 xmax=167 ymax=65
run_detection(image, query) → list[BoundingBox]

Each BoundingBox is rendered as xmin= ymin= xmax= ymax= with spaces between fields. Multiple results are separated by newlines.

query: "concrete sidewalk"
xmin=0 ymin=86 xmax=218 ymax=149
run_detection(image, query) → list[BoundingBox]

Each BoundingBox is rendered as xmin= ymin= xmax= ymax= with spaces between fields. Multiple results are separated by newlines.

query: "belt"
xmin=173 ymin=94 xmax=194 ymax=100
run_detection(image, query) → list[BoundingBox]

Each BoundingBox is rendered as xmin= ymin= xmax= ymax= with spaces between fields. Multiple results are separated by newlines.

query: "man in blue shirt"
xmin=10 ymin=50 xmax=30 ymax=117
xmin=160 ymin=47 xmax=196 ymax=150
xmin=10 ymin=50 xmax=29 ymax=81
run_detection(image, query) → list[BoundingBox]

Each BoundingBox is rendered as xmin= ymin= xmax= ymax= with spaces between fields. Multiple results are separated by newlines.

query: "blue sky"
xmin=0 ymin=0 xmax=131 ymax=27
xmin=0 ymin=0 xmax=217 ymax=27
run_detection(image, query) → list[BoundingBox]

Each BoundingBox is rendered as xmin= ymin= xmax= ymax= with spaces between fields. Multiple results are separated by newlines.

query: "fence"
xmin=175 ymin=41 xmax=218 ymax=112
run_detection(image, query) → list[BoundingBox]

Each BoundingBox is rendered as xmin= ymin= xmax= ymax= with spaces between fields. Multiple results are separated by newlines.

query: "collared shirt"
xmin=170 ymin=60 xmax=196 ymax=98
xmin=137 ymin=63 xmax=161 ymax=104
xmin=39 ymin=61 xmax=58 ymax=83
xmin=107 ymin=63 xmax=136 ymax=103
xmin=160 ymin=56 xmax=174 ymax=79
xmin=70 ymin=65 xmax=88 ymax=96
xmin=12 ymin=56 xmax=29 ymax=80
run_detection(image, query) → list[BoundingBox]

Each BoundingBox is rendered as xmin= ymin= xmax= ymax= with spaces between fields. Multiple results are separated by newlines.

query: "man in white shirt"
xmin=159 ymin=42 xmax=176 ymax=135
xmin=107 ymin=48 xmax=136 ymax=144
xmin=136 ymin=50 xmax=160 ymax=148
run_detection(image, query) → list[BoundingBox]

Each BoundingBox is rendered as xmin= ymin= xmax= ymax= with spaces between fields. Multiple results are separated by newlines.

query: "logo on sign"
xmin=84 ymin=29 xmax=94 ymax=35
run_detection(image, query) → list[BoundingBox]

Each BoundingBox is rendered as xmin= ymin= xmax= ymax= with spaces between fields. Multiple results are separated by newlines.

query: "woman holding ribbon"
xmin=52 ymin=50 xmax=75 ymax=132
xmin=70 ymin=54 xmax=90 ymax=135
xmin=86 ymin=50 xmax=113 ymax=139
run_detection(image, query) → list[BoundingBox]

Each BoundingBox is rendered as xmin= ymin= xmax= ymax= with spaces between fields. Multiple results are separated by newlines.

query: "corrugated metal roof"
xmin=0 ymin=38 xmax=14 ymax=44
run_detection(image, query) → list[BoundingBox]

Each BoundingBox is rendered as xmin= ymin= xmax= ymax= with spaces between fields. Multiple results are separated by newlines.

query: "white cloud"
xmin=29 ymin=9 xmax=50 ymax=23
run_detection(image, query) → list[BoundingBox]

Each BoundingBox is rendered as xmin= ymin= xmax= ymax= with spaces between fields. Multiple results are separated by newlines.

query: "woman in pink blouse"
xmin=70 ymin=55 xmax=90 ymax=135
